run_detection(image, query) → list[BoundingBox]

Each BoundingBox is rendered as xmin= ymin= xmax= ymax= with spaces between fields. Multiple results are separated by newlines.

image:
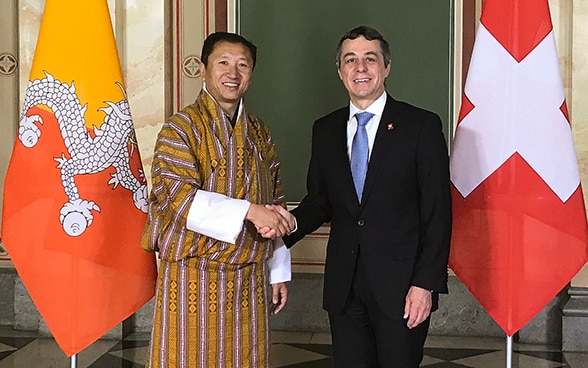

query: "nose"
xmin=356 ymin=59 xmax=368 ymax=72
xmin=227 ymin=63 xmax=239 ymax=77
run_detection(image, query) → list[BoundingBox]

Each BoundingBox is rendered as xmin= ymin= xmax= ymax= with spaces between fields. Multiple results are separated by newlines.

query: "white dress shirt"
xmin=346 ymin=92 xmax=388 ymax=160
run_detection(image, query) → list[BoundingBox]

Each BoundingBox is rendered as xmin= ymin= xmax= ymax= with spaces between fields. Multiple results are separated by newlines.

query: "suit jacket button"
xmin=351 ymin=249 xmax=357 ymax=255
xmin=357 ymin=220 xmax=364 ymax=226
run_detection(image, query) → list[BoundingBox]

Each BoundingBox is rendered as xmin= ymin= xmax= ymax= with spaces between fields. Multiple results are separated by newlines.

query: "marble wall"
xmin=114 ymin=0 xmax=167 ymax=183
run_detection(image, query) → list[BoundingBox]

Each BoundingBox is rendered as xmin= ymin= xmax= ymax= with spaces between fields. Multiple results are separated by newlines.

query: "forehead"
xmin=341 ymin=36 xmax=381 ymax=56
xmin=210 ymin=41 xmax=253 ymax=60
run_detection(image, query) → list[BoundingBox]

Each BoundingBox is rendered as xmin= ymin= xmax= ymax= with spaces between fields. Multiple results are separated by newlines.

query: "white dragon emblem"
xmin=18 ymin=71 xmax=148 ymax=237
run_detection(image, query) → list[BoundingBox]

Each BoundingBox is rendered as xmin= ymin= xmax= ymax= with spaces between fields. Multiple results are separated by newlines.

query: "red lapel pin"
xmin=387 ymin=123 xmax=394 ymax=130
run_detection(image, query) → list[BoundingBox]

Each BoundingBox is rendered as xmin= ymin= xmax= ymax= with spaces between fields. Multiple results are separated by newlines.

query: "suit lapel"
xmin=361 ymin=95 xmax=398 ymax=206
xmin=329 ymin=107 xmax=362 ymax=212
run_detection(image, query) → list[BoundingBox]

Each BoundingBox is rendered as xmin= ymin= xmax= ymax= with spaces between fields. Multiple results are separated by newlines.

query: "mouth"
xmin=223 ymin=82 xmax=240 ymax=88
xmin=353 ymin=78 xmax=371 ymax=84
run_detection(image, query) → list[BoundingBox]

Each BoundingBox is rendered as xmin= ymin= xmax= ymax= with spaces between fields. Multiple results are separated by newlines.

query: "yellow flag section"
xmin=30 ymin=1 xmax=124 ymax=126
xmin=1 ymin=0 xmax=157 ymax=357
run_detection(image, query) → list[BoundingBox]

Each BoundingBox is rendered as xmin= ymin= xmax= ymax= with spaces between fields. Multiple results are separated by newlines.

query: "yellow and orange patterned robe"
xmin=141 ymin=90 xmax=286 ymax=368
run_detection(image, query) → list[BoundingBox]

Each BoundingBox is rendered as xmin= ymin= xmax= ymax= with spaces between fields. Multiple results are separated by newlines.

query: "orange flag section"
xmin=1 ymin=0 xmax=156 ymax=357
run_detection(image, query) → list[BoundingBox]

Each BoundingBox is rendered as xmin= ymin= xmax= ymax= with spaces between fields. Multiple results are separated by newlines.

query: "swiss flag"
xmin=449 ymin=0 xmax=588 ymax=336
xmin=1 ymin=0 xmax=157 ymax=356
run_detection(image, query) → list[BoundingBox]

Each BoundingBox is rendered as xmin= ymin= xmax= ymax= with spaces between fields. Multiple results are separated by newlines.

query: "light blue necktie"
xmin=350 ymin=111 xmax=374 ymax=201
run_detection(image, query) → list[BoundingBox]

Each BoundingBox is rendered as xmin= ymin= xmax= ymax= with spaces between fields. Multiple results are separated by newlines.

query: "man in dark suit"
xmin=267 ymin=25 xmax=451 ymax=367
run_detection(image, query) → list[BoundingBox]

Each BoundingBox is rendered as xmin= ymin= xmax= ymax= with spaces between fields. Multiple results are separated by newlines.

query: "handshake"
xmin=245 ymin=204 xmax=296 ymax=239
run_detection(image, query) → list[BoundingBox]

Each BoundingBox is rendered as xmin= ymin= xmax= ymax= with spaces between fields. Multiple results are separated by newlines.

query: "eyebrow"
xmin=214 ymin=54 xmax=252 ymax=64
xmin=343 ymin=50 xmax=379 ymax=58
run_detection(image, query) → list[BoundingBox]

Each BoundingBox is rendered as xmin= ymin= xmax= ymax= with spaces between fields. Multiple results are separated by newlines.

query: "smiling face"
xmin=201 ymin=40 xmax=253 ymax=117
xmin=337 ymin=36 xmax=390 ymax=110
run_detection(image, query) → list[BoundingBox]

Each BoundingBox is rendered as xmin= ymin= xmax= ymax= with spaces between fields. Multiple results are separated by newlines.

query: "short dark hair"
xmin=200 ymin=32 xmax=257 ymax=69
xmin=335 ymin=25 xmax=391 ymax=68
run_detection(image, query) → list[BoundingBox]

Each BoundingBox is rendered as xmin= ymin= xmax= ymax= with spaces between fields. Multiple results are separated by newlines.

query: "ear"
xmin=200 ymin=62 xmax=207 ymax=82
xmin=337 ymin=67 xmax=343 ymax=81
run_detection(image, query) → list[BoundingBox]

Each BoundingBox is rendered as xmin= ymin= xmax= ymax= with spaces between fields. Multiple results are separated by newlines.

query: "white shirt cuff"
xmin=268 ymin=238 xmax=291 ymax=284
xmin=186 ymin=190 xmax=250 ymax=244
xmin=291 ymin=215 xmax=298 ymax=234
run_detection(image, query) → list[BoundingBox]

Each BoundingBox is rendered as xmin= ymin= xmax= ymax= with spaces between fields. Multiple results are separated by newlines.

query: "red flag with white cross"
xmin=449 ymin=0 xmax=588 ymax=336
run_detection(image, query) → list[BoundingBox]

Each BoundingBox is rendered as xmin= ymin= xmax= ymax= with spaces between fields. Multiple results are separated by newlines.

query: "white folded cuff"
xmin=186 ymin=190 xmax=250 ymax=244
xmin=268 ymin=239 xmax=292 ymax=284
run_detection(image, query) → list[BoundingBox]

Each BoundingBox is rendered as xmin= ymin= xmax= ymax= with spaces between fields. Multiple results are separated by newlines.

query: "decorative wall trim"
xmin=215 ymin=0 xmax=227 ymax=31
xmin=0 ymin=53 xmax=17 ymax=75
xmin=181 ymin=55 xmax=202 ymax=78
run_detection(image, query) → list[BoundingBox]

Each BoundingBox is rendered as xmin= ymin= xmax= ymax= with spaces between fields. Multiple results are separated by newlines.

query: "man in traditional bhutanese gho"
xmin=141 ymin=31 xmax=294 ymax=368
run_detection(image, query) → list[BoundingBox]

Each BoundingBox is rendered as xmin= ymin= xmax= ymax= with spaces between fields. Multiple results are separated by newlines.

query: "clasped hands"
xmin=245 ymin=204 xmax=295 ymax=239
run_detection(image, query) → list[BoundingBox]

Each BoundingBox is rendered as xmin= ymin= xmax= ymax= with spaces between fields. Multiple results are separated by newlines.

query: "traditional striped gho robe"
xmin=141 ymin=90 xmax=287 ymax=368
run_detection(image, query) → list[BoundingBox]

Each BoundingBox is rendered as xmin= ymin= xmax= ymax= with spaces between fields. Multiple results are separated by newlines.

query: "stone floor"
xmin=0 ymin=326 xmax=588 ymax=367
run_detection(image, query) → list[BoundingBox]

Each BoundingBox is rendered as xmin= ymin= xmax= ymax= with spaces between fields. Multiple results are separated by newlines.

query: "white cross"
xmin=450 ymin=24 xmax=580 ymax=202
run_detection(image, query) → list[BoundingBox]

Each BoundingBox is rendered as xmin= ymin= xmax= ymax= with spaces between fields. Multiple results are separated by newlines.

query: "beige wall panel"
xmin=571 ymin=0 xmax=588 ymax=287
xmin=173 ymin=0 xmax=206 ymax=111
xmin=0 ymin=0 xmax=18 ymax=258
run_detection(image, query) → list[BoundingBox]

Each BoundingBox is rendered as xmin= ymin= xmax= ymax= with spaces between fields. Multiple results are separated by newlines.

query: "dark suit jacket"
xmin=284 ymin=94 xmax=452 ymax=320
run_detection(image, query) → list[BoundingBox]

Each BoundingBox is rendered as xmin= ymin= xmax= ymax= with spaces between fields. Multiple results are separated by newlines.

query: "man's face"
xmin=337 ymin=36 xmax=390 ymax=109
xmin=201 ymin=41 xmax=253 ymax=114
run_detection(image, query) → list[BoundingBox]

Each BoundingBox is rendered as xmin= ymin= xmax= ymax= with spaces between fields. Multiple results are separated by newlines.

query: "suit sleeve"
xmin=411 ymin=114 xmax=452 ymax=293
